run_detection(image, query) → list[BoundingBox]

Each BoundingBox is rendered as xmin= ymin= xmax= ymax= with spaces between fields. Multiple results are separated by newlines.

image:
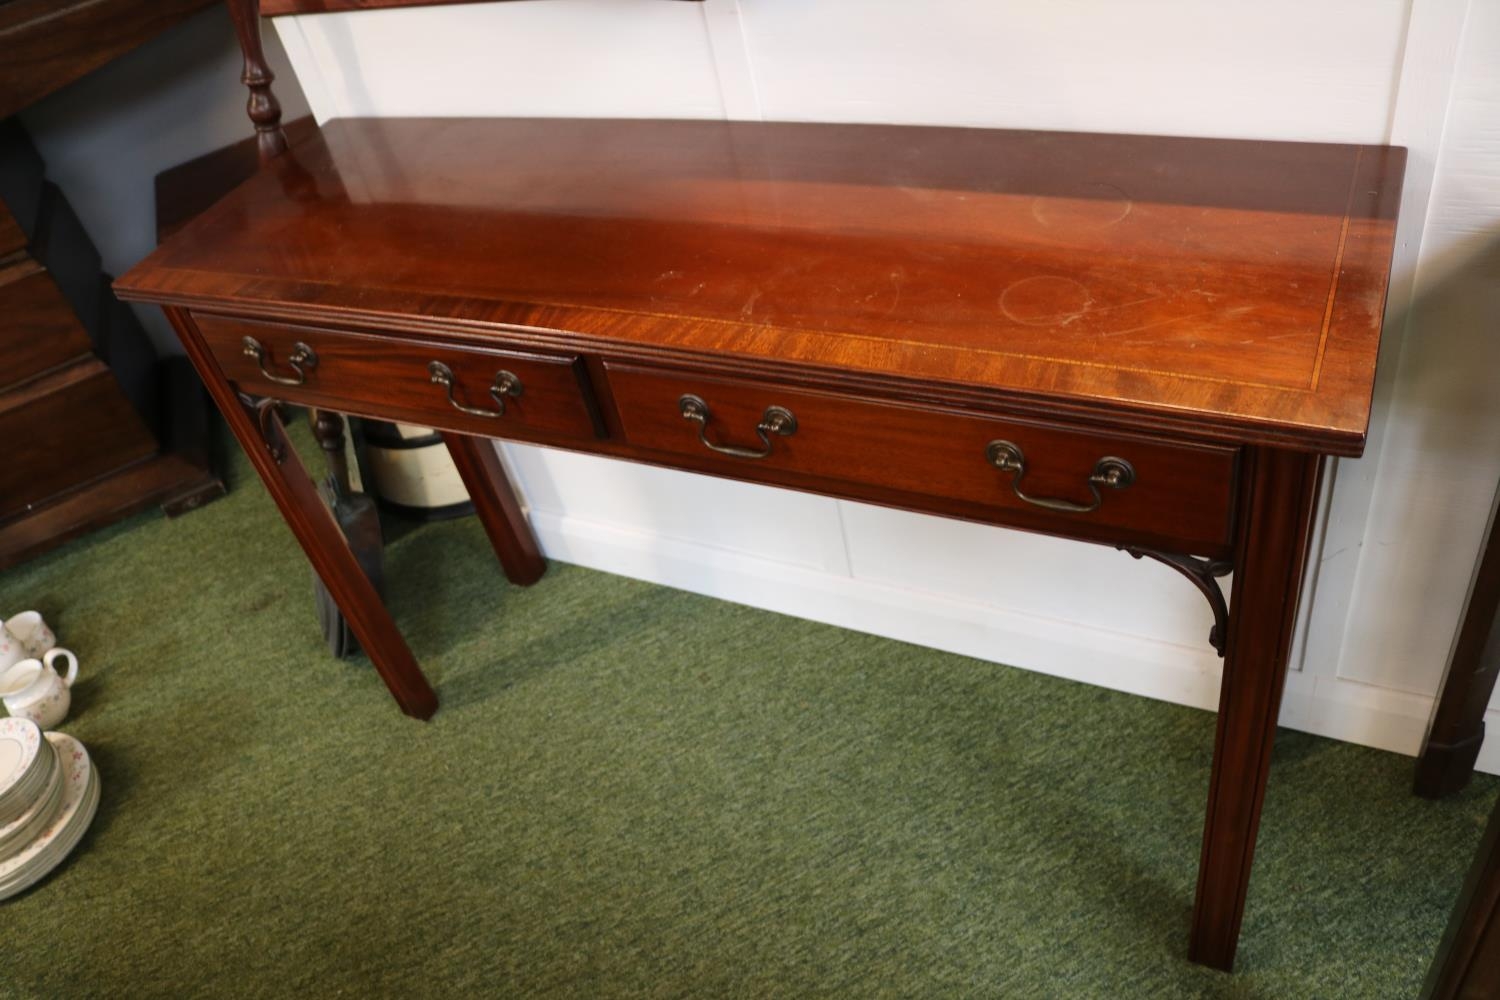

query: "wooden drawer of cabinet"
xmin=0 ymin=201 xmax=24 ymax=260
xmin=194 ymin=313 xmax=604 ymax=443
xmin=0 ymin=260 xmax=93 ymax=392
xmin=605 ymin=363 xmax=1239 ymax=552
xmin=0 ymin=361 xmax=157 ymax=522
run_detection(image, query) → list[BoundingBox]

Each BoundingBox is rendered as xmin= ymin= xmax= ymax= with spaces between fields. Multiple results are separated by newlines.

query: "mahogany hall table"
xmin=116 ymin=116 xmax=1404 ymax=971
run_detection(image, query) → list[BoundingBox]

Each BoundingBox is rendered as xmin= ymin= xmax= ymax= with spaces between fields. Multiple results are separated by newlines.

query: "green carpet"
xmin=0 ymin=424 xmax=1493 ymax=999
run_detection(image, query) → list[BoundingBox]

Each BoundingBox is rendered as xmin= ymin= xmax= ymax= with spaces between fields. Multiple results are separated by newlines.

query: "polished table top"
xmin=118 ymin=117 xmax=1404 ymax=455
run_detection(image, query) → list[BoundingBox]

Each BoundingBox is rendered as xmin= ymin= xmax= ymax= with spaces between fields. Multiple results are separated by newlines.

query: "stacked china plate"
xmin=0 ymin=717 xmax=99 ymax=901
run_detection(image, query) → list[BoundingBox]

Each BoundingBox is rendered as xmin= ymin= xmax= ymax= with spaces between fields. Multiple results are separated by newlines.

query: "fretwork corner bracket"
xmin=1118 ymin=546 xmax=1233 ymax=657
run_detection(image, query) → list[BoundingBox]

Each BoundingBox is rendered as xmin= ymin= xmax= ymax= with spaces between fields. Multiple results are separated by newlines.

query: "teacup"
xmin=0 ymin=649 xmax=79 ymax=730
xmin=3 ymin=612 xmax=55 ymax=658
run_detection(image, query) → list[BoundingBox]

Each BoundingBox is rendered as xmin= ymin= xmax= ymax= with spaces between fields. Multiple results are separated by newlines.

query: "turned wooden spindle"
xmin=310 ymin=409 xmax=353 ymax=493
xmin=226 ymin=0 xmax=289 ymax=164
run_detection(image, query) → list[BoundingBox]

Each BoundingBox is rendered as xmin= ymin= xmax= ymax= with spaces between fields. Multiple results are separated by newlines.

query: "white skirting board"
xmin=520 ymin=498 xmax=1497 ymax=778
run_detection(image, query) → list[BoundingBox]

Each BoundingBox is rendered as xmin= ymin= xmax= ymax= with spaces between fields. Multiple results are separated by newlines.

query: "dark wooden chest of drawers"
xmin=0 ymin=120 xmax=222 ymax=567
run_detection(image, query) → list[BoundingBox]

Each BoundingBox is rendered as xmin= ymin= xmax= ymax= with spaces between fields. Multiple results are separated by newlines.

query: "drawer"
xmin=605 ymin=363 xmax=1238 ymax=552
xmin=194 ymin=313 xmax=604 ymax=443
xmin=0 ymin=260 xmax=93 ymax=392
xmin=0 ymin=361 xmax=157 ymax=522
xmin=0 ymin=201 xmax=24 ymax=259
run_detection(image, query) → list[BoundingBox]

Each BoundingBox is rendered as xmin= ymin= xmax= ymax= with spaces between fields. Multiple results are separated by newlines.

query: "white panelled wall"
xmin=276 ymin=1 xmax=1500 ymax=769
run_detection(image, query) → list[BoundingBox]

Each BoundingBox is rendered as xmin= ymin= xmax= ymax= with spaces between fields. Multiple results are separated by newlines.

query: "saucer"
xmin=0 ymin=743 xmax=62 ymax=858
xmin=0 ymin=733 xmax=99 ymax=901
xmin=0 ymin=718 xmax=46 ymax=824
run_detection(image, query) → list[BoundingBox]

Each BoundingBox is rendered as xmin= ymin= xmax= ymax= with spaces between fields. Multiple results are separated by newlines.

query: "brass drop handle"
xmin=679 ymin=394 xmax=797 ymax=460
xmin=428 ymin=361 xmax=522 ymax=418
xmin=243 ymin=336 xmax=317 ymax=386
xmin=986 ymin=440 xmax=1135 ymax=514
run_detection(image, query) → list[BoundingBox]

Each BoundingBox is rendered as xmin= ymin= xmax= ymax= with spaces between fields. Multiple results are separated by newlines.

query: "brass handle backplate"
xmin=243 ymin=336 xmax=317 ymax=386
xmin=986 ymin=440 xmax=1135 ymax=514
xmin=679 ymin=394 xmax=797 ymax=460
xmin=428 ymin=361 xmax=522 ymax=418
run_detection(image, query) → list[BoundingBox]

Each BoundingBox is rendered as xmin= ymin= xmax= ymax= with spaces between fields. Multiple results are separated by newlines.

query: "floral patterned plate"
xmin=0 ymin=742 xmax=62 ymax=859
xmin=0 ymin=718 xmax=46 ymax=824
xmin=0 ymin=733 xmax=99 ymax=901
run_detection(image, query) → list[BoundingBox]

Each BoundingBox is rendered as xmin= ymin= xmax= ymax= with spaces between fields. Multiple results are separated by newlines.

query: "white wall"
xmin=20 ymin=5 xmax=309 ymax=354
xmin=274 ymin=0 xmax=1500 ymax=768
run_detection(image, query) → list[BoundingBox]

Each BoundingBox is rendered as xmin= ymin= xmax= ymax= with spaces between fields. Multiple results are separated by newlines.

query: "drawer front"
xmin=195 ymin=313 xmax=603 ymax=443
xmin=0 ymin=202 xmax=24 ymax=259
xmin=0 ymin=263 xmax=93 ymax=392
xmin=605 ymin=363 xmax=1238 ymax=551
xmin=0 ymin=362 xmax=157 ymax=521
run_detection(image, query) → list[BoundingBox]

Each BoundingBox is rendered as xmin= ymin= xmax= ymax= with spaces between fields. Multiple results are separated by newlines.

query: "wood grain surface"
xmin=0 ymin=259 xmax=93 ymax=392
xmin=115 ymin=118 xmax=1405 ymax=456
xmin=0 ymin=201 xmax=25 ymax=260
xmin=196 ymin=312 xmax=605 ymax=441
xmin=607 ymin=361 xmax=1239 ymax=553
xmin=194 ymin=309 xmax=1238 ymax=557
xmin=0 ymin=361 xmax=158 ymax=521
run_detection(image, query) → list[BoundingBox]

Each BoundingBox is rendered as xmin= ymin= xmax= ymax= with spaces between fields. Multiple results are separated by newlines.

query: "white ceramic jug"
xmin=0 ymin=649 xmax=79 ymax=730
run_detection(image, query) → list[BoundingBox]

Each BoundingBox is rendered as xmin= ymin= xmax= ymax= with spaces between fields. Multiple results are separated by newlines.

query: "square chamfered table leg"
xmin=164 ymin=307 xmax=437 ymax=720
xmin=441 ymin=431 xmax=546 ymax=587
xmin=1413 ymin=477 xmax=1500 ymax=800
xmin=1421 ymin=788 xmax=1500 ymax=998
xmin=1189 ymin=447 xmax=1323 ymax=970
